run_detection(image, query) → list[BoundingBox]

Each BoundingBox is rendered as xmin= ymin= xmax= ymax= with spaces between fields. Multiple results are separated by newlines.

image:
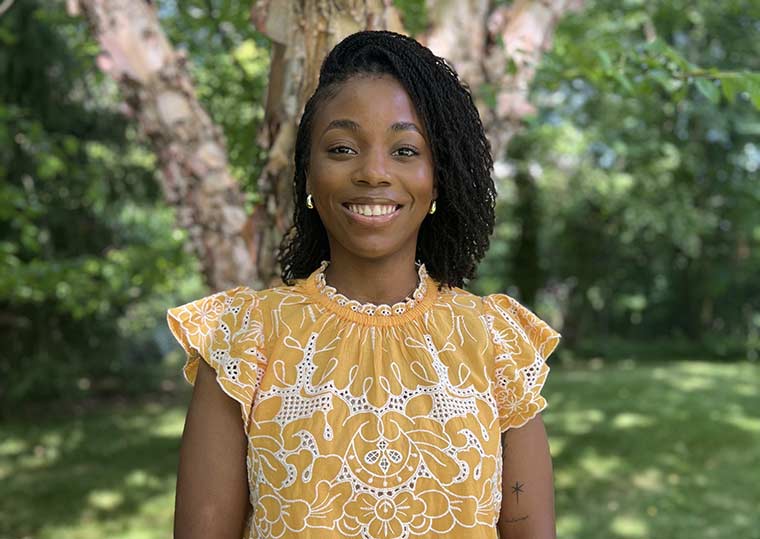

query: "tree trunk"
xmin=424 ymin=0 xmax=584 ymax=162
xmin=69 ymin=0 xmax=255 ymax=291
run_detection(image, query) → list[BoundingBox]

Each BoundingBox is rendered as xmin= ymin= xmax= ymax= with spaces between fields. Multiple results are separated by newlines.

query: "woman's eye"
xmin=327 ymin=146 xmax=418 ymax=157
xmin=328 ymin=146 xmax=355 ymax=155
xmin=395 ymin=147 xmax=419 ymax=157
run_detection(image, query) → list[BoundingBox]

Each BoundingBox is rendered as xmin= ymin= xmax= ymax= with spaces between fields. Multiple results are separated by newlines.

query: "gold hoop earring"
xmin=429 ymin=200 xmax=436 ymax=215
xmin=306 ymin=194 xmax=314 ymax=209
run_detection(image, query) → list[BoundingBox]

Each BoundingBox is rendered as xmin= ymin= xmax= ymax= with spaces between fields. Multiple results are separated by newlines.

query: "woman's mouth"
xmin=342 ymin=203 xmax=402 ymax=224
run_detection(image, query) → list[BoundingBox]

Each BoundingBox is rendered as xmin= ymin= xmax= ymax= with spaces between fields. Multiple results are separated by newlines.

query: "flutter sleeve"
xmin=482 ymin=293 xmax=561 ymax=432
xmin=167 ymin=286 xmax=267 ymax=429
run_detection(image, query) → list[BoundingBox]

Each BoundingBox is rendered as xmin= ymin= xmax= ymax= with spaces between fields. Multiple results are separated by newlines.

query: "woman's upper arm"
xmin=498 ymin=414 xmax=556 ymax=539
xmin=174 ymin=359 xmax=250 ymax=539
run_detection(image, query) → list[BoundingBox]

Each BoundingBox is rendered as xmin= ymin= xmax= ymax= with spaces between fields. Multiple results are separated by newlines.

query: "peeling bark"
xmin=425 ymin=0 xmax=583 ymax=162
xmin=70 ymin=0 xmax=256 ymax=291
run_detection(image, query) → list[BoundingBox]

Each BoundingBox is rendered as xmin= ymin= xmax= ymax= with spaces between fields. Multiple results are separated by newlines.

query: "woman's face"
xmin=307 ymin=74 xmax=436 ymax=264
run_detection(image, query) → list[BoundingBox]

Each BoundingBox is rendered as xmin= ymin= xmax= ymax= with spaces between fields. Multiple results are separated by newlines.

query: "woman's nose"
xmin=352 ymin=147 xmax=392 ymax=186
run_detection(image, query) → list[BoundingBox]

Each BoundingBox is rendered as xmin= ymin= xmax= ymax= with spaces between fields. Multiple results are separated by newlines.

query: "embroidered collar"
xmin=314 ymin=260 xmax=429 ymax=317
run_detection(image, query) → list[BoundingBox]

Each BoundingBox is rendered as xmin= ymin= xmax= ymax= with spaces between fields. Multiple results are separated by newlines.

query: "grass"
xmin=546 ymin=358 xmax=760 ymax=539
xmin=0 ymin=395 xmax=189 ymax=539
xmin=1 ymin=359 xmax=758 ymax=539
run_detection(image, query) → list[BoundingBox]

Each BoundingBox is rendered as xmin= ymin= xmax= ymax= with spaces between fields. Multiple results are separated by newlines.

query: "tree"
xmin=481 ymin=0 xmax=760 ymax=351
xmin=69 ymin=0 xmax=256 ymax=290
xmin=0 ymin=1 xmax=200 ymax=406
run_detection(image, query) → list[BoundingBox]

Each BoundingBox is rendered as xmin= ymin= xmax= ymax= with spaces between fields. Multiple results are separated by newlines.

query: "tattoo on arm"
xmin=502 ymin=515 xmax=529 ymax=524
xmin=511 ymin=481 xmax=524 ymax=504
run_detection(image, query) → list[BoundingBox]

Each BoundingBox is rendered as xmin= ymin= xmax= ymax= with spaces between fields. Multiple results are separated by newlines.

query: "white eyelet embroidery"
xmin=314 ymin=260 xmax=428 ymax=317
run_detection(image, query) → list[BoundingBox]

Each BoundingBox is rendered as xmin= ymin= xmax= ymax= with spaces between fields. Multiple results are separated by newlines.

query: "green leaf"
xmin=720 ymin=76 xmax=741 ymax=104
xmin=598 ymin=50 xmax=613 ymax=72
xmin=744 ymin=73 xmax=760 ymax=110
xmin=612 ymin=71 xmax=634 ymax=94
xmin=506 ymin=57 xmax=518 ymax=76
xmin=695 ymin=78 xmax=720 ymax=105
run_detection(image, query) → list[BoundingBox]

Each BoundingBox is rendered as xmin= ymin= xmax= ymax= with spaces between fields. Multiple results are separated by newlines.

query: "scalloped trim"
xmin=314 ymin=260 xmax=429 ymax=317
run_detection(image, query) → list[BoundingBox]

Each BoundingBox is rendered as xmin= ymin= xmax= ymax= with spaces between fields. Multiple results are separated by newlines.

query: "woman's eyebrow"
xmin=321 ymin=118 xmax=422 ymax=136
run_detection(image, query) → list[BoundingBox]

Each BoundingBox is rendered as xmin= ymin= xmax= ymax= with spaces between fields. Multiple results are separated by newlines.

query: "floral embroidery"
xmin=342 ymin=491 xmax=427 ymax=538
xmin=167 ymin=266 xmax=560 ymax=539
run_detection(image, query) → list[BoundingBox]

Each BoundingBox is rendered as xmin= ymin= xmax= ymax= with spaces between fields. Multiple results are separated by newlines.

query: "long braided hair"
xmin=278 ymin=30 xmax=496 ymax=288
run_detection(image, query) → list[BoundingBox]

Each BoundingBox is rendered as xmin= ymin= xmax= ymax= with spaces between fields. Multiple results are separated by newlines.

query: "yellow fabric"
xmin=167 ymin=263 xmax=560 ymax=539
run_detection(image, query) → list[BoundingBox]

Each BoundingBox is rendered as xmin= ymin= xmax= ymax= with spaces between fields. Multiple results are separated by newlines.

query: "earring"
xmin=306 ymin=194 xmax=314 ymax=209
xmin=429 ymin=200 xmax=436 ymax=215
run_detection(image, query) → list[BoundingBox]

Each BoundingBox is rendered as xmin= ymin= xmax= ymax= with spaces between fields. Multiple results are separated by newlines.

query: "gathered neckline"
xmin=305 ymin=260 xmax=438 ymax=327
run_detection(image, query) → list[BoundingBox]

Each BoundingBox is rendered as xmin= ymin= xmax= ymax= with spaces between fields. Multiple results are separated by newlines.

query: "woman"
xmin=168 ymin=30 xmax=560 ymax=539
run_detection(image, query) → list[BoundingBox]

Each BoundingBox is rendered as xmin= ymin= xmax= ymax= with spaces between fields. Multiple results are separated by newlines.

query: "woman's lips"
xmin=341 ymin=203 xmax=402 ymax=225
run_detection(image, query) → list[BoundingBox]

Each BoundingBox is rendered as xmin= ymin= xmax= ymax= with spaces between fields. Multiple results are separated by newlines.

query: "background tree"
xmin=474 ymin=0 xmax=760 ymax=354
xmin=0 ymin=1 xmax=201 ymax=405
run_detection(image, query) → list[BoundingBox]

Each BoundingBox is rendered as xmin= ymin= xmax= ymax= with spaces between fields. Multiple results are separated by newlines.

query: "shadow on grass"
xmin=0 ymin=393 xmax=190 ymax=539
xmin=544 ymin=359 xmax=760 ymax=539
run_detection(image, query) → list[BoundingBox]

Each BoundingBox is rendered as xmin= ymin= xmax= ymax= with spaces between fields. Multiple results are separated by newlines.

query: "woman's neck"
xmin=322 ymin=251 xmax=420 ymax=306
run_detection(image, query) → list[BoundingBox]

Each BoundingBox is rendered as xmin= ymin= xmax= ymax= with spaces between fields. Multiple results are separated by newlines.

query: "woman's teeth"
xmin=347 ymin=204 xmax=398 ymax=216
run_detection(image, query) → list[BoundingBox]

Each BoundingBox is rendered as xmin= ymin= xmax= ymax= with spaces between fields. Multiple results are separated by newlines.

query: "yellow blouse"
xmin=167 ymin=261 xmax=560 ymax=539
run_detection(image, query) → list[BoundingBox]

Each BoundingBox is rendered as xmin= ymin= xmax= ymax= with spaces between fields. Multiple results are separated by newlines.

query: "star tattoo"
xmin=511 ymin=481 xmax=525 ymax=504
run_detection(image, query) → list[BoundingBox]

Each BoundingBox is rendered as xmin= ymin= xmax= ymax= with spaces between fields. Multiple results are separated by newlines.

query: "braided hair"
xmin=278 ymin=30 xmax=495 ymax=288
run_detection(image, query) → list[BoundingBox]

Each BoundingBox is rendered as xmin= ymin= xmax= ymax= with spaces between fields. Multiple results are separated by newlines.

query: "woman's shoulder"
xmin=168 ymin=278 xmax=312 ymax=315
xmin=434 ymin=283 xmax=503 ymax=314
xmin=435 ymin=286 xmax=560 ymax=344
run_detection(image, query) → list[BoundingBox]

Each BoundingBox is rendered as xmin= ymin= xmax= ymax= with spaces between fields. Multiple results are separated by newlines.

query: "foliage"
xmin=158 ymin=0 xmax=271 ymax=201
xmin=392 ymin=0 xmax=429 ymax=36
xmin=475 ymin=0 xmax=760 ymax=357
xmin=0 ymin=2 xmax=203 ymax=406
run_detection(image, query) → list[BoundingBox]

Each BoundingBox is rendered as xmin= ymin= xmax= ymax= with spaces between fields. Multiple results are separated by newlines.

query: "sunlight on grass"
xmin=735 ymin=383 xmax=759 ymax=397
xmin=1 ymin=398 xmax=187 ymax=539
xmin=725 ymin=415 xmax=760 ymax=433
xmin=557 ymin=514 xmax=583 ymax=536
xmin=546 ymin=359 xmax=760 ymax=539
xmin=148 ymin=407 xmax=187 ymax=437
xmin=126 ymin=469 xmax=164 ymax=489
xmin=553 ymin=408 xmax=605 ymax=434
xmin=0 ymin=437 xmax=26 ymax=457
xmin=630 ymin=467 xmax=664 ymax=492
xmin=611 ymin=412 xmax=654 ymax=429
xmin=610 ymin=515 xmax=648 ymax=537
xmin=549 ymin=435 xmax=568 ymax=456
xmin=87 ymin=489 xmax=125 ymax=510
xmin=578 ymin=451 xmax=625 ymax=479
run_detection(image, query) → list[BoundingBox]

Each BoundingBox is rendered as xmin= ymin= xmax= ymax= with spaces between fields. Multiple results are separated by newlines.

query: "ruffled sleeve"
xmin=482 ymin=293 xmax=561 ymax=432
xmin=167 ymin=286 xmax=267 ymax=429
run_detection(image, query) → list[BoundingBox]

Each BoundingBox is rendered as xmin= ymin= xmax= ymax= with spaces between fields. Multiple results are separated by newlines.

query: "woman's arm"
xmin=174 ymin=359 xmax=250 ymax=539
xmin=497 ymin=414 xmax=556 ymax=539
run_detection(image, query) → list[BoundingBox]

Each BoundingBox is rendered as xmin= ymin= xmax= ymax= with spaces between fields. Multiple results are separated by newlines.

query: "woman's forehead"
xmin=313 ymin=75 xmax=425 ymax=136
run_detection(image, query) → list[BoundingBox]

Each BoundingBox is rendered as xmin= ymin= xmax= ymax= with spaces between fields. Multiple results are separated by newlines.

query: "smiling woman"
xmin=305 ymin=75 xmax=436 ymax=296
xmin=168 ymin=30 xmax=560 ymax=539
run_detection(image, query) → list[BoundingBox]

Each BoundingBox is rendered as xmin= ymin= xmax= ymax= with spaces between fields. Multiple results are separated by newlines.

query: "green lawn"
xmin=545 ymin=359 xmax=760 ymax=539
xmin=1 ymin=359 xmax=758 ymax=539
